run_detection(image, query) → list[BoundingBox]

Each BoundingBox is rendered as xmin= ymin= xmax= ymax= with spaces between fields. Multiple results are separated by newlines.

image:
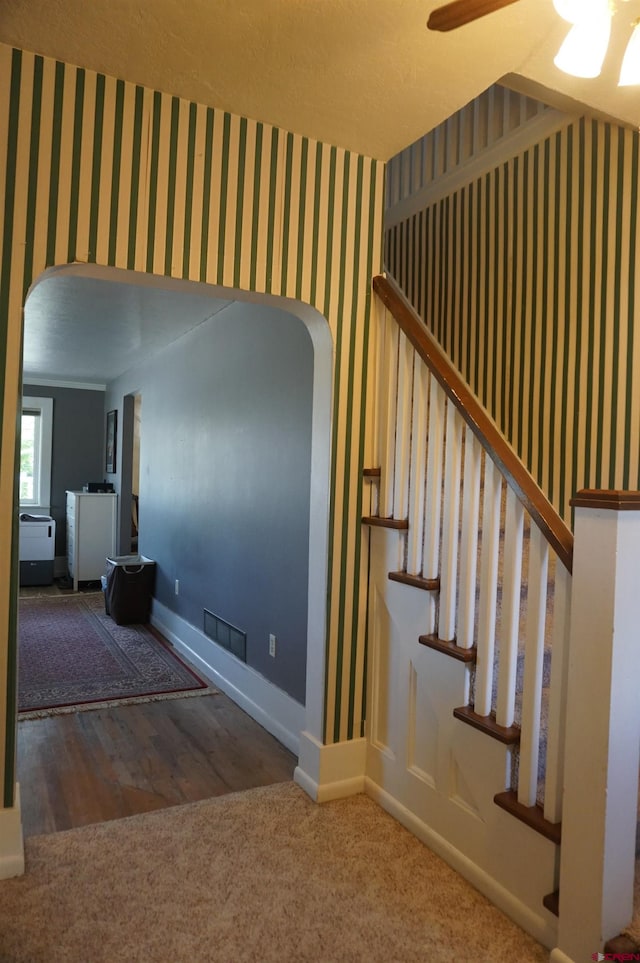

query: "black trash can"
xmin=104 ymin=555 xmax=156 ymax=625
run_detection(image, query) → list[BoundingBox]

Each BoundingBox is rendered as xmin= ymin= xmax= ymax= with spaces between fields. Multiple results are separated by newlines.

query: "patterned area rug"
xmin=18 ymin=593 xmax=211 ymax=716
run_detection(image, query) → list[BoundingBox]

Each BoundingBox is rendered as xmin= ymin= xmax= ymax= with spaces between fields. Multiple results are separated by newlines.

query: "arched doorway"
xmin=21 ymin=261 xmax=333 ymax=752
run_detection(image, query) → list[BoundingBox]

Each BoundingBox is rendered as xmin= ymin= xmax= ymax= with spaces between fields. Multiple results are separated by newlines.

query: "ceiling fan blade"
xmin=427 ymin=0 xmax=522 ymax=32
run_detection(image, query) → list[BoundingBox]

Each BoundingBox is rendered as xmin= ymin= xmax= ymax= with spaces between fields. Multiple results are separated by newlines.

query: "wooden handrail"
xmin=373 ymin=274 xmax=574 ymax=574
xmin=571 ymin=489 xmax=640 ymax=512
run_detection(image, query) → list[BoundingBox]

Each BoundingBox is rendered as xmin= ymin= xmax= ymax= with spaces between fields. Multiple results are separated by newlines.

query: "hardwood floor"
xmin=17 ymin=692 xmax=297 ymax=838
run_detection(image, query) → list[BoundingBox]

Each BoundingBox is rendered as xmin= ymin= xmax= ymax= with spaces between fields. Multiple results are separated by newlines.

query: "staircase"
xmin=362 ymin=273 xmax=640 ymax=957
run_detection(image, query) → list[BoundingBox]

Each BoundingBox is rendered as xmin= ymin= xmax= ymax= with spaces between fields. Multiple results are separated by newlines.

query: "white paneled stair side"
xmin=364 ymin=274 xmax=640 ymax=961
xmin=362 ymin=274 xmax=577 ymax=951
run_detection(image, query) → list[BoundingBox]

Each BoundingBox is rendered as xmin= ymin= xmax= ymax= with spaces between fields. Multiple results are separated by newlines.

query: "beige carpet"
xmin=0 ymin=782 xmax=547 ymax=963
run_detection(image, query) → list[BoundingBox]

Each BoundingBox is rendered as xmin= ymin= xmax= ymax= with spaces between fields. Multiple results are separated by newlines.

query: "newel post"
xmin=552 ymin=491 xmax=640 ymax=963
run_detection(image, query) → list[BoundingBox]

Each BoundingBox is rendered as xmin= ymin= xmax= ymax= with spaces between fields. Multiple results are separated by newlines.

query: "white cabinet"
xmin=66 ymin=491 xmax=117 ymax=591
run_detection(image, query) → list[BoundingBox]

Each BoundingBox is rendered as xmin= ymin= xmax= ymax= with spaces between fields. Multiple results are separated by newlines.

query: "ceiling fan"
xmin=427 ymin=0 xmax=521 ymax=32
xmin=427 ymin=0 xmax=640 ymax=85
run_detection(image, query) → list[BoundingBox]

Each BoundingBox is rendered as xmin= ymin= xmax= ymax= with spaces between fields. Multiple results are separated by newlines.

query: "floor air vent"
xmin=203 ymin=609 xmax=247 ymax=662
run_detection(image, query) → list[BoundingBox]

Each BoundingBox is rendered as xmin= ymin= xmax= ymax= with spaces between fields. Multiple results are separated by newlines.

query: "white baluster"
xmin=423 ymin=378 xmax=445 ymax=580
xmin=438 ymin=403 xmax=463 ymax=641
xmin=370 ymin=293 xmax=385 ymax=471
xmin=495 ymin=488 xmax=524 ymax=727
xmin=473 ymin=458 xmax=502 ymax=716
xmin=375 ymin=307 xmax=391 ymax=506
xmin=406 ymin=355 xmax=428 ymax=575
xmin=379 ymin=316 xmax=399 ymax=518
xmin=370 ymin=468 xmax=380 ymax=519
xmin=423 ymin=378 xmax=445 ymax=633
xmin=517 ymin=524 xmax=549 ymax=808
xmin=364 ymin=297 xmax=385 ymax=519
xmin=456 ymin=431 xmax=481 ymax=649
xmin=393 ymin=333 xmax=413 ymax=522
xmin=543 ymin=560 xmax=571 ymax=824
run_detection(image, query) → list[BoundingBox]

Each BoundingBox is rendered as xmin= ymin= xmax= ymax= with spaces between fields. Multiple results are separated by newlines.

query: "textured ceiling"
xmin=1 ymin=0 xmax=639 ymax=161
xmin=24 ymin=267 xmax=233 ymax=386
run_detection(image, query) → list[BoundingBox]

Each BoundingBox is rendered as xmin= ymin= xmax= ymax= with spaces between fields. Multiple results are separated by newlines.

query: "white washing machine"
xmin=19 ymin=513 xmax=56 ymax=586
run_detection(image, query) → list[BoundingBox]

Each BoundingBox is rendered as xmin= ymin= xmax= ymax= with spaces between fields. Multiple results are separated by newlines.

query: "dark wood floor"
xmin=17 ymin=691 xmax=297 ymax=838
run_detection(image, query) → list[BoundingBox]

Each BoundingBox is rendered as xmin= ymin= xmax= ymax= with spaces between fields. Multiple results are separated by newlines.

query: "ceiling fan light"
xmin=552 ymin=0 xmax=611 ymax=25
xmin=619 ymin=23 xmax=640 ymax=86
xmin=554 ymin=16 xmax=612 ymax=78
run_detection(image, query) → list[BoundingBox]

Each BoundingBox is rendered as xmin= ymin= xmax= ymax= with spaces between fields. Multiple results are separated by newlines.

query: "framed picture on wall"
xmin=105 ymin=409 xmax=117 ymax=474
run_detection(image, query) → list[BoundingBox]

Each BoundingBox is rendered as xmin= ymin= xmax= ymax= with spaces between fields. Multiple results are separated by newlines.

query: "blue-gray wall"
xmin=106 ymin=302 xmax=313 ymax=704
xmin=22 ymin=384 xmax=105 ymax=556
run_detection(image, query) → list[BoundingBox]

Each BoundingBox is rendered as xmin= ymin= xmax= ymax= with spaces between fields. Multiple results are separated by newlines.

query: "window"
xmin=20 ymin=396 xmax=53 ymax=513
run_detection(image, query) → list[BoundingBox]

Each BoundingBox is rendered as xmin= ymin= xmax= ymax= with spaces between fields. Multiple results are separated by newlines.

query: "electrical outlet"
xmin=269 ymin=633 xmax=276 ymax=658
xmin=174 ymin=579 xmax=180 ymax=595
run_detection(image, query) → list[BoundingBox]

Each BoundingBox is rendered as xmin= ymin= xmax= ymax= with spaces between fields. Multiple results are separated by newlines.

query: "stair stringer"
xmin=364 ymin=526 xmax=559 ymax=949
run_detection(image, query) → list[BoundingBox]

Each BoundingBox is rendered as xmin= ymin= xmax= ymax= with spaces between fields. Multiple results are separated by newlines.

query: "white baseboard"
xmin=151 ymin=600 xmax=304 ymax=756
xmin=549 ymin=950 xmax=576 ymax=963
xmin=294 ymin=730 xmax=366 ymax=802
xmin=365 ymin=778 xmax=557 ymax=950
xmin=0 ymin=784 xmax=24 ymax=880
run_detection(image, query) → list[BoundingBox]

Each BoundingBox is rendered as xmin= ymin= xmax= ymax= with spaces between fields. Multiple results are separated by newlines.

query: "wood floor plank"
xmin=17 ymin=692 xmax=296 ymax=837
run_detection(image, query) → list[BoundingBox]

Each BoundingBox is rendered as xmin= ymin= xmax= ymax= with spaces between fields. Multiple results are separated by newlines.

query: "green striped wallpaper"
xmin=0 ymin=43 xmax=385 ymax=804
xmin=386 ymin=117 xmax=640 ymax=525
xmin=385 ymin=85 xmax=553 ymax=211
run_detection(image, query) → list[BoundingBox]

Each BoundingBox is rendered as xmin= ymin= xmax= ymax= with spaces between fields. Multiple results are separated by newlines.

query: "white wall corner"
xmin=0 ymin=784 xmax=24 ymax=880
xmin=294 ymin=730 xmax=366 ymax=802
